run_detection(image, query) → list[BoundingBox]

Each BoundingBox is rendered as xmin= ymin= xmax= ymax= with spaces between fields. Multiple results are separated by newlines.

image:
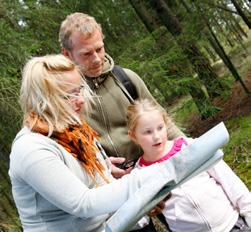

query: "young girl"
xmin=127 ymin=99 xmax=251 ymax=232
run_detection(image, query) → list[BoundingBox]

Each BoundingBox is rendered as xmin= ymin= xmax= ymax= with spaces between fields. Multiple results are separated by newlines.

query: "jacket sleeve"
xmin=17 ymin=144 xmax=174 ymax=219
xmin=12 ymin=127 xmax=228 ymax=225
xmin=124 ymin=68 xmax=184 ymax=139
xmin=207 ymin=160 xmax=251 ymax=226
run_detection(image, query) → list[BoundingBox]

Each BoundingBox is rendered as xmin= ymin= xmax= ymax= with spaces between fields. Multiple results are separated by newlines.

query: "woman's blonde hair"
xmin=59 ymin=12 xmax=103 ymax=51
xmin=20 ymin=54 xmax=93 ymax=134
xmin=127 ymin=99 xmax=172 ymax=132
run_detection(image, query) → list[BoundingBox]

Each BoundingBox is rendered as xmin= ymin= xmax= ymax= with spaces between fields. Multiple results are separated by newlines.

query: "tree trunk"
xmin=183 ymin=0 xmax=250 ymax=95
xmin=206 ymin=24 xmax=250 ymax=95
xmin=129 ymin=0 xmax=160 ymax=33
xmin=228 ymin=19 xmax=246 ymax=50
xmin=212 ymin=16 xmax=234 ymax=47
xmin=231 ymin=0 xmax=251 ymax=28
xmin=188 ymin=83 xmax=219 ymax=120
xmin=130 ymin=0 xmax=218 ymax=118
xmin=203 ymin=44 xmax=218 ymax=62
xmin=149 ymin=0 xmax=223 ymax=98
xmin=233 ymin=17 xmax=248 ymax=39
xmin=194 ymin=2 xmax=250 ymax=95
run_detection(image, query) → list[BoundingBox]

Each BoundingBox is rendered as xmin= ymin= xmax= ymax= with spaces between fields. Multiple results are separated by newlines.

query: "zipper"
xmin=183 ymin=188 xmax=212 ymax=231
xmin=94 ymin=87 xmax=120 ymax=157
xmin=93 ymin=78 xmax=100 ymax=88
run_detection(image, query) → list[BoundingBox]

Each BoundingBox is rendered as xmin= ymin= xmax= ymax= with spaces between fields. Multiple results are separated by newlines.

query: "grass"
xmin=223 ymin=116 xmax=251 ymax=188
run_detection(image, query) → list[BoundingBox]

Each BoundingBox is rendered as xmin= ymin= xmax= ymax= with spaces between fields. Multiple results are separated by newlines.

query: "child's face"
xmin=131 ymin=110 xmax=167 ymax=158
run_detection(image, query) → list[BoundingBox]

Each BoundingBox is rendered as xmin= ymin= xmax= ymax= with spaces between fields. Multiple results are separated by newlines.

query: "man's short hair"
xmin=59 ymin=12 xmax=103 ymax=51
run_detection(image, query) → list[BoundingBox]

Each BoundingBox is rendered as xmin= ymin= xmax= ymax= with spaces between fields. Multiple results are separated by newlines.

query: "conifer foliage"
xmin=0 ymin=0 xmax=249 ymax=230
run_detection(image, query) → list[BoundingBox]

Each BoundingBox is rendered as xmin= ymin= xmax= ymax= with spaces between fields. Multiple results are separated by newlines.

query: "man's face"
xmin=66 ymin=29 xmax=105 ymax=78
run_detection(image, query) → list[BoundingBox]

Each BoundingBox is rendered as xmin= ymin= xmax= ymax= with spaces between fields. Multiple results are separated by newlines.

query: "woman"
xmin=9 ymin=54 xmax=221 ymax=232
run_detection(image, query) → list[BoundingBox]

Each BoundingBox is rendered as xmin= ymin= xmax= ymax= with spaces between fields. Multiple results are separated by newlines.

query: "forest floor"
xmin=172 ymin=30 xmax=251 ymax=137
xmin=185 ymin=71 xmax=251 ymax=137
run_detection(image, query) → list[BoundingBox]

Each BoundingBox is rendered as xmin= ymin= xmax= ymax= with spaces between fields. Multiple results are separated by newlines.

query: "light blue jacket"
xmin=9 ymin=127 xmax=173 ymax=232
xmin=9 ymin=123 xmax=230 ymax=232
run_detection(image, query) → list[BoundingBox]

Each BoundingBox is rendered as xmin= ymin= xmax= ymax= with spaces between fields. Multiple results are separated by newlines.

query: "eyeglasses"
xmin=65 ymin=84 xmax=85 ymax=100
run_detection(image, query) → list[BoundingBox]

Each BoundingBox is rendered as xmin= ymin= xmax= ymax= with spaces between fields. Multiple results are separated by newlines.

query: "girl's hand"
xmin=148 ymin=193 xmax=172 ymax=217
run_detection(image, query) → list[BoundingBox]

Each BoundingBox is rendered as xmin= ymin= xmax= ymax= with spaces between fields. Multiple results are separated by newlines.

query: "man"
xmin=59 ymin=13 xmax=183 ymax=173
xmin=59 ymin=12 xmax=181 ymax=232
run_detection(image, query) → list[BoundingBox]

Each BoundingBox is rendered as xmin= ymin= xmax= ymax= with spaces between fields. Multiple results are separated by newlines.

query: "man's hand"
xmin=109 ymin=157 xmax=133 ymax=179
xmin=148 ymin=193 xmax=172 ymax=217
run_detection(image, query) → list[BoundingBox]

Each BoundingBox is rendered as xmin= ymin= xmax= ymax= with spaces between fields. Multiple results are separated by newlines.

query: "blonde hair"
xmin=59 ymin=12 xmax=103 ymax=51
xmin=127 ymin=99 xmax=172 ymax=132
xmin=20 ymin=54 xmax=93 ymax=134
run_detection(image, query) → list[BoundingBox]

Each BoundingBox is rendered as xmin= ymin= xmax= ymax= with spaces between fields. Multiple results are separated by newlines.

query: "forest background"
xmin=0 ymin=0 xmax=250 ymax=231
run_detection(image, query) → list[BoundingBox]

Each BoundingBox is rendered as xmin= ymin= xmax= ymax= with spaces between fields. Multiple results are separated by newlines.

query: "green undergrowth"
xmin=167 ymin=96 xmax=197 ymax=131
xmin=170 ymin=100 xmax=251 ymax=189
xmin=223 ymin=116 xmax=251 ymax=188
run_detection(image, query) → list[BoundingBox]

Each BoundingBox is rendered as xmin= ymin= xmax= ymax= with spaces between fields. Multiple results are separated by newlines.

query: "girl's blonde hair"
xmin=127 ymin=99 xmax=172 ymax=132
xmin=20 ymin=54 xmax=93 ymax=134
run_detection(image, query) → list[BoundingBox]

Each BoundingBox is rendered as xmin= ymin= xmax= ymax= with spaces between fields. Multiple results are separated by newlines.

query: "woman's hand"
xmin=109 ymin=157 xmax=133 ymax=179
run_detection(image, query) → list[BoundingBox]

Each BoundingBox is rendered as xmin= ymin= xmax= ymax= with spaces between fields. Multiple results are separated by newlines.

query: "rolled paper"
xmin=105 ymin=122 xmax=229 ymax=232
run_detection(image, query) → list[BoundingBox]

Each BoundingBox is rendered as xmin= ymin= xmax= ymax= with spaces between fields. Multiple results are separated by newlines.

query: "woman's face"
xmin=62 ymin=69 xmax=85 ymax=113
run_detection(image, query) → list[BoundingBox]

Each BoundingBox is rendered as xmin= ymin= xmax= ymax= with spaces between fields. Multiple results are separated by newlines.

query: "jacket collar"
xmin=85 ymin=54 xmax=114 ymax=89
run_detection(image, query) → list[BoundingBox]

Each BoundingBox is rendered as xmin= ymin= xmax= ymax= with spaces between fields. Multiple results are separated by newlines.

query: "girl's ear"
xmin=128 ymin=130 xmax=137 ymax=143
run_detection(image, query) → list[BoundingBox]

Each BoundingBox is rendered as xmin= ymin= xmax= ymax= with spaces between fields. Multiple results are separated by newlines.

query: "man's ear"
xmin=61 ymin=47 xmax=70 ymax=58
